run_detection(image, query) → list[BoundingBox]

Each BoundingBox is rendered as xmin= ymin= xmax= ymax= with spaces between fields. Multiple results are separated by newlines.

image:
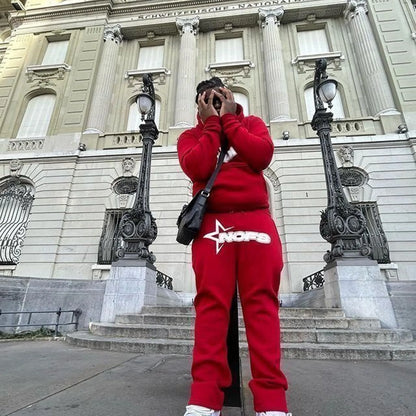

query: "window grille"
xmin=353 ymin=202 xmax=390 ymax=264
xmin=42 ymin=40 xmax=69 ymax=65
xmin=0 ymin=181 xmax=35 ymax=265
xmin=215 ymin=37 xmax=244 ymax=63
xmin=98 ymin=209 xmax=127 ymax=265
xmin=16 ymin=94 xmax=56 ymax=138
xmin=137 ymin=45 xmax=164 ymax=69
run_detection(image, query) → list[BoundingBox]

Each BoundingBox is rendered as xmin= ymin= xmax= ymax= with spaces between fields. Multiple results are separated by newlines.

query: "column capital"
xmin=176 ymin=17 xmax=200 ymax=36
xmin=259 ymin=6 xmax=284 ymax=28
xmin=344 ymin=0 xmax=368 ymax=21
xmin=103 ymin=24 xmax=123 ymax=44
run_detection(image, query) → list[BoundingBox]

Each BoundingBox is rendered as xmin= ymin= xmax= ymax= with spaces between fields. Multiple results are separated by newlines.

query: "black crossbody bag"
xmin=176 ymin=149 xmax=226 ymax=245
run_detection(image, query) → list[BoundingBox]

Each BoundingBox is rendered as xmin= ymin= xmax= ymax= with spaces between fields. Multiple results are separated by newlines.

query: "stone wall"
xmin=387 ymin=281 xmax=416 ymax=337
xmin=0 ymin=276 xmax=106 ymax=333
xmin=0 ymin=0 xmax=415 ymax=295
xmin=0 ymin=135 xmax=415 ymax=294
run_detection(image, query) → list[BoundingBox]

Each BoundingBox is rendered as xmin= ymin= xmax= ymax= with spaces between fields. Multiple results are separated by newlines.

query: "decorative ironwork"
xmin=98 ymin=209 xmax=127 ymax=265
xmin=116 ymin=74 xmax=159 ymax=264
xmin=156 ymin=270 xmax=173 ymax=290
xmin=303 ymin=269 xmax=325 ymax=291
xmin=0 ymin=180 xmax=35 ymax=265
xmin=354 ymin=202 xmax=390 ymax=264
xmin=311 ymin=59 xmax=370 ymax=263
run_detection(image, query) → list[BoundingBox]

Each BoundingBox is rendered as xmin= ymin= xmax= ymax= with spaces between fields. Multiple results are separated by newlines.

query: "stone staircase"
xmin=66 ymin=306 xmax=416 ymax=360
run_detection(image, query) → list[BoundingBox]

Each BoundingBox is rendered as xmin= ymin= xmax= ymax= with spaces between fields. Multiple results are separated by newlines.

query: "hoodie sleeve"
xmin=177 ymin=115 xmax=222 ymax=181
xmin=221 ymin=113 xmax=273 ymax=171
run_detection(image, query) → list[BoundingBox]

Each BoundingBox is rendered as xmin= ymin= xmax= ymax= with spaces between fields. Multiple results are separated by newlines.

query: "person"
xmin=177 ymin=77 xmax=291 ymax=416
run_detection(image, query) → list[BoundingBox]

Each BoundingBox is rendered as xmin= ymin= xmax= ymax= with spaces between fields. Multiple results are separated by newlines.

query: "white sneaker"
xmin=184 ymin=405 xmax=221 ymax=416
xmin=256 ymin=412 xmax=292 ymax=416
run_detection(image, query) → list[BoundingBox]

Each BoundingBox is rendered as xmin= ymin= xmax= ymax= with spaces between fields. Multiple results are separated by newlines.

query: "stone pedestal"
xmin=324 ymin=257 xmax=397 ymax=328
xmin=168 ymin=125 xmax=190 ymax=145
xmin=270 ymin=119 xmax=299 ymax=141
xmin=100 ymin=260 xmax=158 ymax=323
xmin=379 ymin=112 xmax=403 ymax=134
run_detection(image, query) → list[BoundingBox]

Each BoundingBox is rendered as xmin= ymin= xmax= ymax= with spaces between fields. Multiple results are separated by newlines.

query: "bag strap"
xmin=201 ymin=148 xmax=226 ymax=197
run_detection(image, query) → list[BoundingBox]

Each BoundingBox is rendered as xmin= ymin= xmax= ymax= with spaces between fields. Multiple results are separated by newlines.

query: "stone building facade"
xmin=0 ymin=0 xmax=415 ymax=298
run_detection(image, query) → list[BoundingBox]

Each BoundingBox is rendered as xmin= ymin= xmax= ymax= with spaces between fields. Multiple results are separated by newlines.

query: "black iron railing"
xmin=0 ymin=308 xmax=82 ymax=337
xmin=303 ymin=269 xmax=325 ymax=291
xmin=156 ymin=270 xmax=173 ymax=290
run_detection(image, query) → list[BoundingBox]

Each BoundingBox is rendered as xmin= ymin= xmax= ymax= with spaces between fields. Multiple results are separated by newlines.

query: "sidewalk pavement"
xmin=0 ymin=339 xmax=415 ymax=416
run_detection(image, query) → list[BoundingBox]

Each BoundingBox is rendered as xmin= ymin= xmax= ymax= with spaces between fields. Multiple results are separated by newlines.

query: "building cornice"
xmin=11 ymin=0 xmax=347 ymax=35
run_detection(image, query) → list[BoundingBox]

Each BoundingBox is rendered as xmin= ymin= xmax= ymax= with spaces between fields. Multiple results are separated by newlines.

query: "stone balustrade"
xmin=301 ymin=117 xmax=380 ymax=139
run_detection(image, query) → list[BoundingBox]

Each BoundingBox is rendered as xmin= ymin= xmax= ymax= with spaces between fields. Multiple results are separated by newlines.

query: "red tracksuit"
xmin=177 ymin=106 xmax=288 ymax=413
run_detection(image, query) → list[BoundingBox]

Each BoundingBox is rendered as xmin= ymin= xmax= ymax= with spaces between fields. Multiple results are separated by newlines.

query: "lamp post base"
xmin=324 ymin=257 xmax=397 ymax=328
xmin=100 ymin=260 xmax=157 ymax=323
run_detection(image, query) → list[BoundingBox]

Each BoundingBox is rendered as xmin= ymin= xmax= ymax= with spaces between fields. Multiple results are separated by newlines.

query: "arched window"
xmin=0 ymin=180 xmax=35 ymax=265
xmin=304 ymin=86 xmax=345 ymax=121
xmin=233 ymin=92 xmax=249 ymax=116
xmin=16 ymin=94 xmax=56 ymax=138
xmin=127 ymin=98 xmax=161 ymax=131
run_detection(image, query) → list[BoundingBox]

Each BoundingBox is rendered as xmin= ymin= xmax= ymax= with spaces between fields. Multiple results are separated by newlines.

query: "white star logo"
xmin=203 ymin=219 xmax=234 ymax=254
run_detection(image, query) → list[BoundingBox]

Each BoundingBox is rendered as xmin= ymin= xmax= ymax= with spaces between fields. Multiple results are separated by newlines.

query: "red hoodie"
xmin=177 ymin=105 xmax=273 ymax=213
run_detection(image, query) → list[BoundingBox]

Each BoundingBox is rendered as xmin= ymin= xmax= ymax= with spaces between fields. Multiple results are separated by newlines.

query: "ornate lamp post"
xmin=311 ymin=59 xmax=370 ymax=263
xmin=117 ymin=74 xmax=159 ymax=264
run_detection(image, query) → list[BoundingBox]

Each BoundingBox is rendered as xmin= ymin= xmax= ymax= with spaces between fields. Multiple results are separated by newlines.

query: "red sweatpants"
xmin=189 ymin=209 xmax=288 ymax=412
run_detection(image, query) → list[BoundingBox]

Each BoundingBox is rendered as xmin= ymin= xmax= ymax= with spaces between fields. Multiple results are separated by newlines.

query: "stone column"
xmin=84 ymin=24 xmax=123 ymax=134
xmin=174 ymin=17 xmax=199 ymax=128
xmin=259 ymin=7 xmax=290 ymax=121
xmin=345 ymin=1 xmax=397 ymax=116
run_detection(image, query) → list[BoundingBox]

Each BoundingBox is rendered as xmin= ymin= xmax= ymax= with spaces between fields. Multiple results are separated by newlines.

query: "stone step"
xmin=90 ymin=322 xmax=412 ymax=344
xmin=115 ymin=313 xmax=380 ymax=330
xmin=139 ymin=306 xmax=346 ymax=319
xmin=65 ymin=332 xmax=416 ymax=360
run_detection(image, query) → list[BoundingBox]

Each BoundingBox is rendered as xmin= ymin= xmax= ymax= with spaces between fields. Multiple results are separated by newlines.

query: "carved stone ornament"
xmin=121 ymin=157 xmax=136 ymax=177
xmin=8 ymin=138 xmax=45 ymax=152
xmin=103 ymin=24 xmax=123 ymax=44
xmin=347 ymin=186 xmax=361 ymax=202
xmin=337 ymin=145 xmax=354 ymax=167
xmin=26 ymin=64 xmax=71 ymax=87
xmin=259 ymin=6 xmax=284 ymax=28
xmin=112 ymin=176 xmax=140 ymax=195
xmin=118 ymin=194 xmax=129 ymax=208
xmin=345 ymin=0 xmax=368 ymax=21
xmin=125 ymin=68 xmax=170 ymax=87
xmin=176 ymin=17 xmax=200 ymax=35
xmin=291 ymin=53 xmax=344 ymax=74
xmin=263 ymin=167 xmax=280 ymax=191
xmin=206 ymin=60 xmax=255 ymax=83
xmin=338 ymin=167 xmax=367 ymax=188
xmin=10 ymin=159 xmax=23 ymax=177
